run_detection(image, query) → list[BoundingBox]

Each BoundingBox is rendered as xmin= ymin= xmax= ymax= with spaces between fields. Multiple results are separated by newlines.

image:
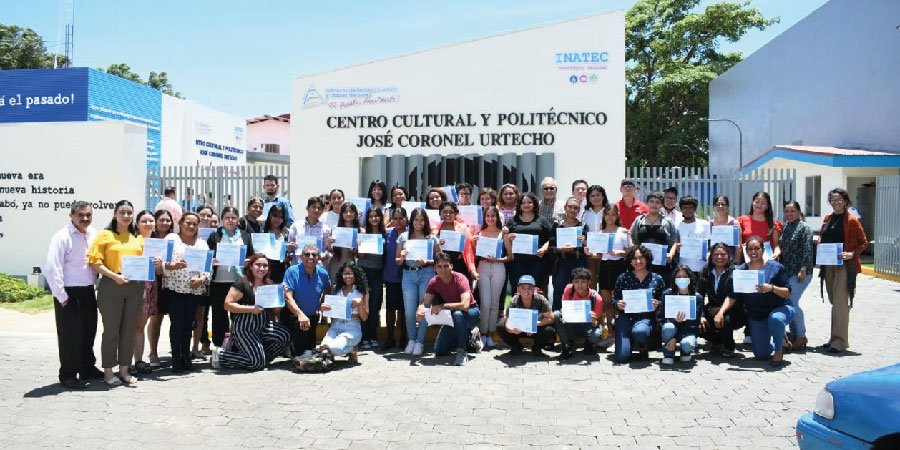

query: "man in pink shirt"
xmin=417 ymin=253 xmax=481 ymax=366
xmin=616 ymin=179 xmax=649 ymax=229
xmin=155 ymin=186 xmax=183 ymax=231
xmin=44 ymin=201 xmax=101 ymax=389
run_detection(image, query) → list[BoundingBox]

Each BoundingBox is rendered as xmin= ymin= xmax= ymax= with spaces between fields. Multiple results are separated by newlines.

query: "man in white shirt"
xmin=44 ymin=201 xmax=101 ymax=389
xmin=676 ymin=195 xmax=710 ymax=274
xmin=538 ymin=177 xmax=564 ymax=224
xmin=663 ymin=187 xmax=683 ymax=225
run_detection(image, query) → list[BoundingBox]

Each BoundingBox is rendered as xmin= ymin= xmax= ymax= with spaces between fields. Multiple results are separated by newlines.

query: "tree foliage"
xmin=99 ymin=63 xmax=183 ymax=98
xmin=625 ymin=0 xmax=777 ymax=167
xmin=0 ymin=22 xmax=69 ymax=69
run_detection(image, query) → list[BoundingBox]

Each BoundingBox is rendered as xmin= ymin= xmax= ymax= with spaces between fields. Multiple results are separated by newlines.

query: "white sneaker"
xmin=743 ymin=335 xmax=752 ymax=344
xmin=404 ymin=340 xmax=416 ymax=354
xmin=412 ymin=342 xmax=425 ymax=356
xmin=292 ymin=350 xmax=314 ymax=364
xmin=211 ymin=348 xmax=222 ymax=369
xmin=680 ymin=354 xmax=692 ymax=362
xmin=661 ymin=357 xmax=674 ymax=365
xmin=454 ymin=351 xmax=469 ymax=366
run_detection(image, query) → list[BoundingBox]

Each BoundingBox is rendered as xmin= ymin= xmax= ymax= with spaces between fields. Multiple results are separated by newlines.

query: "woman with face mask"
xmin=658 ymin=266 xmax=704 ymax=365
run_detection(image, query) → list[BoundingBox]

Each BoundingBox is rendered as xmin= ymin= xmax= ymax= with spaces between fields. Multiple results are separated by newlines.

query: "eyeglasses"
xmin=302 ymin=252 xmax=319 ymax=258
xmin=542 ymin=186 xmax=556 ymax=191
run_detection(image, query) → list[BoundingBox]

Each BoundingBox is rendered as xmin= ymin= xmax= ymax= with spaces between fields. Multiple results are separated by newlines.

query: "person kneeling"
xmin=416 ymin=253 xmax=481 ymax=366
xmin=318 ymin=261 xmax=369 ymax=363
xmin=553 ymin=267 xmax=603 ymax=360
xmin=658 ymin=266 xmax=703 ymax=365
xmin=612 ymin=245 xmax=664 ymax=363
xmin=498 ymin=276 xmax=556 ymax=356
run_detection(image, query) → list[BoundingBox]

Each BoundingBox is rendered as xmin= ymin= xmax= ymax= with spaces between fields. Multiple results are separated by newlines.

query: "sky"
xmin=3 ymin=0 xmax=829 ymax=119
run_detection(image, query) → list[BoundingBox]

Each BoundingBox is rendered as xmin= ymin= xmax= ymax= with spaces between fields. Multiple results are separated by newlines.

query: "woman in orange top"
xmin=87 ymin=200 xmax=146 ymax=387
xmin=735 ymin=192 xmax=782 ymax=264
xmin=434 ymin=201 xmax=478 ymax=284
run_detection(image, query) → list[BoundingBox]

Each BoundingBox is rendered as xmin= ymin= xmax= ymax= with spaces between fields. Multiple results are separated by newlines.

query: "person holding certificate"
xmin=818 ymin=188 xmax=868 ymax=354
xmin=505 ymin=192 xmax=553 ymax=296
xmin=384 ymin=185 xmax=409 ymax=229
xmin=675 ymin=196 xmax=711 ymax=275
xmin=779 ymin=201 xmax=815 ymax=351
xmin=417 ymin=253 xmax=481 ymax=366
xmin=698 ymin=243 xmax=745 ymax=358
xmin=161 ymin=212 xmax=211 ymax=373
xmin=357 ymin=208 xmax=386 ymax=350
xmin=287 ymin=196 xmax=332 ymax=266
xmin=212 ymin=254 xmax=291 ymax=371
xmin=589 ymin=204 xmax=632 ymax=349
xmin=322 ymin=189 xmax=345 ymax=230
xmin=396 ymin=208 xmax=441 ymax=356
xmin=479 ymin=187 xmax=498 ymax=211
xmin=237 ymin=197 xmax=264 ymax=234
xmin=581 ymin=185 xmax=610 ymax=287
xmin=326 ymin=202 xmax=361 ymax=282
xmin=628 ymin=192 xmax=679 ymax=286
xmin=382 ymin=207 xmax=409 ymax=350
xmin=132 ymin=210 xmax=170 ymax=374
xmin=550 ymin=197 xmax=587 ymax=310
xmin=425 ymin=187 xmax=447 ymax=211
xmin=497 ymin=184 xmax=519 ymax=225
xmin=731 ymin=236 xmax=794 ymax=366
xmin=317 ymin=261 xmax=368 ymax=362
xmin=283 ymin=244 xmax=333 ymax=357
xmin=367 ymin=179 xmax=389 ymax=217
xmin=262 ymin=204 xmax=291 ymax=283
xmin=612 ymin=245 xmax=665 ymax=363
xmin=207 ymin=206 xmax=255 ymax=349
xmin=435 ymin=201 xmax=478 ymax=284
xmin=658 ymin=266 xmax=703 ymax=365
xmin=87 ymin=200 xmax=147 ymax=386
xmin=710 ymin=195 xmax=742 ymax=260
xmin=735 ymin=191 xmax=782 ymax=265
xmin=473 ymin=206 xmax=510 ymax=350
xmin=553 ymin=268 xmax=603 ymax=360
xmin=497 ymin=275 xmax=556 ymax=356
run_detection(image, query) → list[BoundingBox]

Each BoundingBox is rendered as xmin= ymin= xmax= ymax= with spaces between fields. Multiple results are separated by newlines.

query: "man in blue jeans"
xmin=417 ymin=252 xmax=481 ymax=366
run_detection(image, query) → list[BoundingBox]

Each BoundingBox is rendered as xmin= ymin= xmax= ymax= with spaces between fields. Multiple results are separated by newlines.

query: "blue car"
xmin=796 ymin=363 xmax=900 ymax=449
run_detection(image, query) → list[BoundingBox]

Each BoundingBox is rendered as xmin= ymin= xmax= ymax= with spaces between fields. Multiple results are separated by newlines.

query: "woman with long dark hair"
xmin=779 ymin=200 xmax=814 ymax=350
xmin=736 ymin=191 xmax=782 ymax=264
xmin=133 ymin=209 xmax=172 ymax=373
xmin=505 ymin=192 xmax=553 ymax=295
xmin=698 ymin=243 xmax=745 ymax=358
xmin=629 ymin=192 xmax=679 ymax=284
xmin=612 ymin=244 xmax=665 ymax=363
xmin=396 ymin=207 xmax=441 ymax=356
xmin=549 ymin=197 xmax=587 ymax=310
xmin=474 ymin=206 xmax=509 ymax=349
xmin=358 ymin=207 xmax=386 ymax=349
xmin=582 ymin=185 xmax=609 ymax=288
xmin=367 ymin=179 xmax=389 ymax=214
xmin=497 ymin=184 xmax=519 ymax=225
xmin=658 ymin=265 xmax=703 ymax=365
xmin=382 ymin=207 xmax=409 ymax=350
xmin=238 ymin=197 xmax=264 ymax=234
xmin=319 ymin=260 xmax=370 ymax=362
xmin=592 ymin=203 xmax=632 ymax=348
xmin=207 ymin=206 xmax=255 ymax=350
xmin=384 ymin=185 xmax=409 ymax=229
xmin=263 ymin=204 xmax=291 ymax=283
xmin=326 ymin=202 xmax=361 ymax=282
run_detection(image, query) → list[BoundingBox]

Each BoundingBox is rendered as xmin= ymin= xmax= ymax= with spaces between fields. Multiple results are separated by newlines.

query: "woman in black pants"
xmin=698 ymin=243 xmax=746 ymax=358
xmin=206 ymin=206 xmax=254 ymax=348
xmin=505 ymin=192 xmax=553 ymax=295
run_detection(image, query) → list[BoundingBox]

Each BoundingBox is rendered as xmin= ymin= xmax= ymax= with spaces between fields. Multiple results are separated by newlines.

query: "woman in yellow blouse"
xmin=88 ymin=200 xmax=145 ymax=387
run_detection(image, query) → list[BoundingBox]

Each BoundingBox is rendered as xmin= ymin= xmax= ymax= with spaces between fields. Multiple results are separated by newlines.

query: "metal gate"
xmin=875 ymin=175 xmax=900 ymax=277
xmin=159 ymin=165 xmax=290 ymax=213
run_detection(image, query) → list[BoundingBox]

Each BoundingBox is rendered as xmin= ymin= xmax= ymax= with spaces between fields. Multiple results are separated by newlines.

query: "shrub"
xmin=0 ymin=273 xmax=47 ymax=303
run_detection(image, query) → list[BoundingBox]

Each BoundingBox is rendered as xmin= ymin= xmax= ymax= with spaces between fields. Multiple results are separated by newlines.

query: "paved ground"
xmin=1 ymin=271 xmax=898 ymax=449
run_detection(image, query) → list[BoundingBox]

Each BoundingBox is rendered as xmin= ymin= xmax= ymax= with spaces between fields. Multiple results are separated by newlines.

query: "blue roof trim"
xmin=742 ymin=149 xmax=900 ymax=175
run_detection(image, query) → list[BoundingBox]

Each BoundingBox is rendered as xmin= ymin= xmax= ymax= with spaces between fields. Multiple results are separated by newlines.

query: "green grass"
xmin=862 ymin=262 xmax=874 ymax=270
xmin=0 ymin=294 xmax=55 ymax=313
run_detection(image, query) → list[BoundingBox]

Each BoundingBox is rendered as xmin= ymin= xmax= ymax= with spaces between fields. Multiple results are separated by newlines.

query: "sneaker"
xmin=661 ymin=357 xmax=674 ymax=365
xmin=361 ymin=341 xmax=372 ymax=350
xmin=412 ymin=343 xmax=425 ymax=356
xmin=486 ymin=336 xmax=496 ymax=349
xmin=404 ymin=340 xmax=416 ymax=355
xmin=211 ymin=348 xmax=222 ymax=369
xmin=454 ymin=351 xmax=469 ymax=366
xmin=468 ymin=327 xmax=483 ymax=353
xmin=680 ymin=354 xmax=692 ymax=362
xmin=743 ymin=335 xmax=752 ymax=345
xmin=599 ymin=336 xmax=615 ymax=349
xmin=558 ymin=346 xmax=573 ymax=361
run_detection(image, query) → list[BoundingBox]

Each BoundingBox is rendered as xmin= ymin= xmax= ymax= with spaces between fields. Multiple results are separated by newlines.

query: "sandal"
xmin=781 ymin=336 xmax=793 ymax=353
xmin=118 ymin=373 xmax=138 ymax=385
xmin=134 ymin=361 xmax=153 ymax=374
xmin=105 ymin=377 xmax=122 ymax=387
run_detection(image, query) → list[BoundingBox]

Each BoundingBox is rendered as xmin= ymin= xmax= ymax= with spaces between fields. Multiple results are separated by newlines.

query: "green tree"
xmin=625 ymin=0 xmax=777 ymax=167
xmin=0 ymin=22 xmax=69 ymax=69
xmin=98 ymin=64 xmax=184 ymax=98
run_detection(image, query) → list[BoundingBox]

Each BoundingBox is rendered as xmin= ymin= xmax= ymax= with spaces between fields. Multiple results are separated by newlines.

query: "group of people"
xmin=46 ymin=174 xmax=867 ymax=388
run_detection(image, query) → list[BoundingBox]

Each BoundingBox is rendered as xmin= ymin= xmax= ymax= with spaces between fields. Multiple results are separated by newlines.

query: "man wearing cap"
xmin=497 ymin=275 xmax=556 ymax=356
xmin=616 ymin=179 xmax=649 ymax=229
xmin=417 ymin=252 xmax=482 ymax=366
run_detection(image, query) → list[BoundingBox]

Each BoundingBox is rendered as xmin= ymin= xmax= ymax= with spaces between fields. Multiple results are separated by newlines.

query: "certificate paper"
xmin=586 ymin=232 xmax=615 ymax=255
xmin=664 ymin=295 xmax=696 ymax=320
xmin=183 ymin=247 xmax=214 ymax=272
xmin=198 ymin=227 xmax=217 ymax=241
xmin=440 ymin=185 xmax=458 ymax=203
xmin=322 ymin=294 xmax=352 ymax=320
xmin=556 ymin=226 xmax=583 ymax=248
xmin=142 ymin=238 xmax=174 ymax=262
xmin=622 ymin=289 xmax=653 ymax=314
xmin=251 ymin=233 xmax=280 ymax=260
xmin=458 ymin=205 xmax=483 ymax=227
xmin=733 ymin=269 xmax=764 ymax=293
xmin=475 ymin=236 xmax=503 ymax=259
xmin=347 ymin=197 xmax=372 ymax=217
xmin=425 ymin=309 xmax=454 ymax=327
xmin=506 ymin=308 xmax=538 ymax=333
xmin=561 ymin=300 xmax=591 ymax=323
xmin=293 ymin=235 xmax=324 ymax=254
xmin=425 ymin=209 xmax=441 ymax=228
xmin=511 ymin=234 xmax=539 ymax=255
xmin=816 ymin=243 xmax=843 ymax=266
xmin=401 ymin=201 xmax=425 ymax=212
xmin=357 ymin=233 xmax=384 ymax=254
xmin=679 ymin=238 xmax=708 ymax=261
xmin=439 ymin=230 xmax=466 ymax=253
xmin=710 ymin=225 xmax=739 ymax=246
xmin=121 ymin=256 xmax=155 ymax=281
xmin=255 ymin=284 xmax=285 ymax=309
xmin=642 ymin=243 xmax=668 ymax=266
xmin=215 ymin=243 xmax=247 ymax=267
xmin=405 ymin=238 xmax=434 ymax=261
xmin=332 ymin=227 xmax=358 ymax=249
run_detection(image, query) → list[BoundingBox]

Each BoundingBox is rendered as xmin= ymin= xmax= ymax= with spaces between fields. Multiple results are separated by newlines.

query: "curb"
xmin=861 ymin=266 xmax=900 ymax=283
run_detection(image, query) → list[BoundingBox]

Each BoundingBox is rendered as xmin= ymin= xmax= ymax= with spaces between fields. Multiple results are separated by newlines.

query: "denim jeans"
xmin=787 ymin=274 xmax=811 ymax=338
xmin=613 ymin=315 xmax=652 ymax=363
xmin=361 ymin=267 xmax=384 ymax=342
xmin=660 ymin=322 xmax=697 ymax=358
xmin=322 ymin=318 xmax=362 ymax=356
xmin=748 ymin=305 xmax=796 ymax=360
xmin=402 ymin=267 xmax=434 ymax=344
xmin=477 ymin=261 xmax=505 ymax=333
xmin=433 ymin=307 xmax=481 ymax=355
xmin=552 ymin=311 xmax=601 ymax=345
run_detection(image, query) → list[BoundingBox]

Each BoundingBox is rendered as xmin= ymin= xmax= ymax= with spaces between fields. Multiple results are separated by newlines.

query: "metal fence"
xmin=159 ymin=165 xmax=290 ymax=213
xmin=625 ymin=167 xmax=796 ymax=221
xmin=875 ymin=175 xmax=900 ymax=277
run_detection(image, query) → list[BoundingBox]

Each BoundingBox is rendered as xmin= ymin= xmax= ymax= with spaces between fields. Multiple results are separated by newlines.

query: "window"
xmin=805 ymin=175 xmax=821 ymax=216
xmin=262 ymin=144 xmax=280 ymax=154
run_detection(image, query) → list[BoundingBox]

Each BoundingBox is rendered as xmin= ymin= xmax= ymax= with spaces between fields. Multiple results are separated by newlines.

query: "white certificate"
xmin=347 ymin=197 xmax=371 ymax=216
xmin=322 ymin=211 xmax=339 ymax=229
xmin=293 ymin=235 xmax=323 ymax=254
xmin=561 ymin=300 xmax=591 ymax=323
xmin=401 ymin=201 xmax=425 ymax=212
xmin=506 ymin=307 xmax=538 ymax=333
xmin=556 ymin=226 xmax=583 ymax=248
xmin=680 ymin=238 xmax=708 ymax=261
xmin=215 ymin=243 xmax=247 ymax=267
xmin=357 ymin=233 xmax=384 ymax=254
xmin=440 ymin=185 xmax=458 ymax=203
xmin=142 ymin=237 xmax=174 ymax=262
xmin=405 ymin=238 xmax=434 ymax=261
xmin=642 ymin=243 xmax=668 ymax=266
xmin=198 ymin=227 xmax=217 ymax=241
xmin=322 ymin=294 xmax=352 ymax=320
xmin=710 ymin=225 xmax=739 ymax=246
xmin=425 ymin=309 xmax=454 ymax=327
xmin=664 ymin=295 xmax=696 ymax=320
xmin=511 ymin=234 xmax=539 ymax=255
xmin=475 ymin=236 xmax=503 ymax=259
xmin=816 ymin=243 xmax=843 ymax=266
xmin=425 ymin=209 xmax=441 ymax=228
xmin=458 ymin=205 xmax=482 ymax=227
xmin=733 ymin=269 xmax=764 ymax=294
xmin=622 ymin=289 xmax=653 ymax=314
xmin=183 ymin=247 xmax=214 ymax=272
xmin=121 ymin=255 xmax=155 ymax=281
xmin=255 ymin=284 xmax=285 ymax=309
xmin=439 ymin=230 xmax=466 ymax=253
xmin=251 ymin=233 xmax=278 ymax=260
xmin=332 ymin=227 xmax=358 ymax=249
xmin=586 ymin=232 xmax=615 ymax=255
